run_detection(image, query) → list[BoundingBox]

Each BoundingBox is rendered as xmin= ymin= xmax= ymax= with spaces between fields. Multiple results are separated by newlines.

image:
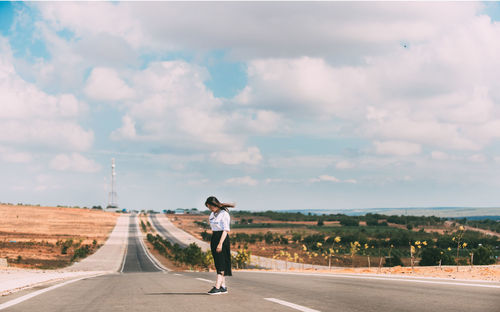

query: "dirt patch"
xmin=0 ymin=204 xmax=118 ymax=269
xmin=313 ymin=265 xmax=500 ymax=282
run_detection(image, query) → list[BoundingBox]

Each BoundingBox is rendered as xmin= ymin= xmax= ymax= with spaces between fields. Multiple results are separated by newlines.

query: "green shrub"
xmin=384 ymin=254 xmax=403 ymax=267
xmin=472 ymin=246 xmax=496 ymax=265
xmin=339 ymin=217 xmax=359 ymax=226
xmin=72 ymin=245 xmax=91 ymax=261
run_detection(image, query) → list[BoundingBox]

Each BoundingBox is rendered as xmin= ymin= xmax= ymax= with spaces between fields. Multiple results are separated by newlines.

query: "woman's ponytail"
xmin=205 ymin=196 xmax=235 ymax=212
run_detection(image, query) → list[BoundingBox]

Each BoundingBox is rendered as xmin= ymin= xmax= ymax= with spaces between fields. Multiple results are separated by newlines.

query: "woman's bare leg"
xmin=215 ymin=273 xmax=224 ymax=288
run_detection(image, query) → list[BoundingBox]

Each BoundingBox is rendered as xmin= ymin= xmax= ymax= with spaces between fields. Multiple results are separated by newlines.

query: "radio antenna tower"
xmin=107 ymin=158 xmax=118 ymax=209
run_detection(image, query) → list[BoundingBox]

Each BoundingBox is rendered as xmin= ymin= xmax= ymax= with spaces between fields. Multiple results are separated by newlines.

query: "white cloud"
xmin=225 ymin=176 xmax=258 ymax=186
xmin=111 ymin=115 xmax=137 ymax=140
xmin=212 ymin=147 xmax=262 ymax=165
xmin=0 ymin=38 xmax=93 ymax=152
xmin=431 ymin=151 xmax=449 ymax=160
xmin=268 ymin=155 xmax=337 ymax=169
xmin=336 ymin=160 xmax=355 ymax=169
xmin=468 ymin=154 xmax=486 ymax=163
xmin=310 ymin=175 xmax=341 ymax=183
xmin=36 ymin=2 xmax=481 ymax=61
xmin=0 ymin=146 xmax=32 ymax=163
xmin=38 ymin=2 xmax=145 ymax=49
xmin=50 ymin=153 xmax=100 ymax=173
xmin=374 ymin=141 xmax=421 ymax=156
xmin=84 ymin=67 xmax=135 ymax=101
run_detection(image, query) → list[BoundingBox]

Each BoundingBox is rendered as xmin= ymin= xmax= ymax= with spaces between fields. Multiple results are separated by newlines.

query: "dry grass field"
xmin=0 ymin=204 xmax=119 ymax=269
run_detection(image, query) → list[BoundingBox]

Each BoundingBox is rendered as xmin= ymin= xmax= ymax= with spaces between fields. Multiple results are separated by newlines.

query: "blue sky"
xmin=1 ymin=2 xmax=500 ymax=212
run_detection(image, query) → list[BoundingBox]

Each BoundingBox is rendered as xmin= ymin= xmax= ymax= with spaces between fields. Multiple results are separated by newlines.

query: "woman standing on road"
xmin=205 ymin=196 xmax=234 ymax=295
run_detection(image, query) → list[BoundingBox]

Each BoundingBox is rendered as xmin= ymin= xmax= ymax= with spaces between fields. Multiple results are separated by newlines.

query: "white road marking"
xmin=174 ymin=273 xmax=183 ymax=276
xmin=0 ymin=273 xmax=105 ymax=310
xmin=265 ymin=298 xmax=320 ymax=312
xmin=119 ymin=245 xmax=128 ymax=273
xmin=245 ymin=271 xmax=500 ymax=289
xmin=135 ymin=216 xmax=169 ymax=272
xmin=196 ymin=278 xmax=214 ymax=283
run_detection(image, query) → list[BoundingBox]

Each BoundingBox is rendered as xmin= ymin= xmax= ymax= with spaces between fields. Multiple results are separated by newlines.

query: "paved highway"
xmin=150 ymin=214 xmax=188 ymax=247
xmin=1 ymin=215 xmax=499 ymax=312
xmin=121 ymin=215 xmax=163 ymax=273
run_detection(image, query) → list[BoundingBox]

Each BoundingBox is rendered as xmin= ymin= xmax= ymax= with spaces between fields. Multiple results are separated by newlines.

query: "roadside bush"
xmin=384 ymin=254 xmax=403 ymax=267
xmin=72 ymin=245 xmax=91 ymax=261
xmin=194 ymin=221 xmax=210 ymax=229
xmin=472 ymin=246 xmax=496 ymax=265
xmin=339 ymin=217 xmax=359 ymax=226
xmin=232 ymin=249 xmax=251 ymax=269
xmin=200 ymin=230 xmax=212 ymax=241
xmin=59 ymin=239 xmax=73 ymax=255
xmin=420 ymin=248 xmax=442 ymax=266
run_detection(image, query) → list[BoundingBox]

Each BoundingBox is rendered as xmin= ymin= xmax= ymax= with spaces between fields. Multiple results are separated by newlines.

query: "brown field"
xmin=0 ymin=204 xmax=118 ymax=269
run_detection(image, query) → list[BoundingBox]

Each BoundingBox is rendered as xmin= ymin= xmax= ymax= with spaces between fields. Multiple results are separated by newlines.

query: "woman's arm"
xmin=216 ymin=230 xmax=229 ymax=253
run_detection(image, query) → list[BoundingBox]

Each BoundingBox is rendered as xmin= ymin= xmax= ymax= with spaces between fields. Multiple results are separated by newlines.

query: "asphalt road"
xmin=2 ymin=215 xmax=499 ymax=312
xmin=121 ymin=215 xmax=163 ymax=273
xmin=3 ymin=270 xmax=500 ymax=312
xmin=150 ymin=214 xmax=188 ymax=247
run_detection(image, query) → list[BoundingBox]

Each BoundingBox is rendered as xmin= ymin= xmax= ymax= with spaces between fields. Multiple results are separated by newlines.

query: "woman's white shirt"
xmin=209 ymin=210 xmax=230 ymax=231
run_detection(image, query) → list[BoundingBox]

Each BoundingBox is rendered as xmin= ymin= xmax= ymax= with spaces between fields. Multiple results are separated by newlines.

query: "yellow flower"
xmin=317 ymin=242 xmax=323 ymax=247
xmin=364 ymin=244 xmax=369 ymax=249
xmin=462 ymin=242 xmax=467 ymax=248
xmin=459 ymin=226 xmax=464 ymax=231
xmin=417 ymin=245 xmax=421 ymax=249
xmin=329 ymin=248 xmax=334 ymax=254
xmin=411 ymin=246 xmax=416 ymax=253
xmin=415 ymin=241 xmax=421 ymax=245
xmin=390 ymin=244 xmax=394 ymax=248
xmin=423 ymin=241 xmax=427 ymax=246
xmin=447 ymin=247 xmax=451 ymax=251
xmin=334 ymin=236 xmax=341 ymax=243
xmin=261 ymin=247 xmax=266 ymax=251
xmin=302 ymin=244 xmax=307 ymax=251
xmin=452 ymin=237 xmax=455 ymax=241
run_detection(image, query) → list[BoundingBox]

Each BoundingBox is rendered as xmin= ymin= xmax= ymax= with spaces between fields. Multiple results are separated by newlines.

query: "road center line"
xmin=196 ymin=278 xmax=214 ymax=283
xmin=0 ymin=273 xmax=105 ymax=310
xmin=265 ymin=298 xmax=320 ymax=312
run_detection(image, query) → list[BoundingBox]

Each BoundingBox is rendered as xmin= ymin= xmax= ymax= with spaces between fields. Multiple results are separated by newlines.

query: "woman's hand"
xmin=216 ymin=245 xmax=222 ymax=253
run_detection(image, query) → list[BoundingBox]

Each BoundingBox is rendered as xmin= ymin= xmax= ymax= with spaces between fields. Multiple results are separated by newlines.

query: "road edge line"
xmin=0 ymin=273 xmax=106 ymax=310
xmin=137 ymin=215 xmax=170 ymax=272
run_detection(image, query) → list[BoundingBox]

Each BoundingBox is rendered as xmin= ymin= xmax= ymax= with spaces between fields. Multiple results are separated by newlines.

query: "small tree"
xmin=472 ymin=246 xmax=496 ymax=265
xmin=420 ymin=248 xmax=441 ymax=266
xmin=350 ymin=241 xmax=360 ymax=267
xmin=384 ymin=253 xmax=403 ymax=267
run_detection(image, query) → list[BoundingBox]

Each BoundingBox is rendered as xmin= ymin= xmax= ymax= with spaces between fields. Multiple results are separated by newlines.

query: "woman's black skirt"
xmin=210 ymin=231 xmax=232 ymax=276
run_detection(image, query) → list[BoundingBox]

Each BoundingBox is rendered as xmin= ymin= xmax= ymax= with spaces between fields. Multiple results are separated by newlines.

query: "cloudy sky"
xmin=1 ymin=2 xmax=500 ymax=212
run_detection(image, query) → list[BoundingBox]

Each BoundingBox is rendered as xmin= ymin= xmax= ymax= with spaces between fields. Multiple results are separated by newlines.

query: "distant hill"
xmin=279 ymin=207 xmax=500 ymax=218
